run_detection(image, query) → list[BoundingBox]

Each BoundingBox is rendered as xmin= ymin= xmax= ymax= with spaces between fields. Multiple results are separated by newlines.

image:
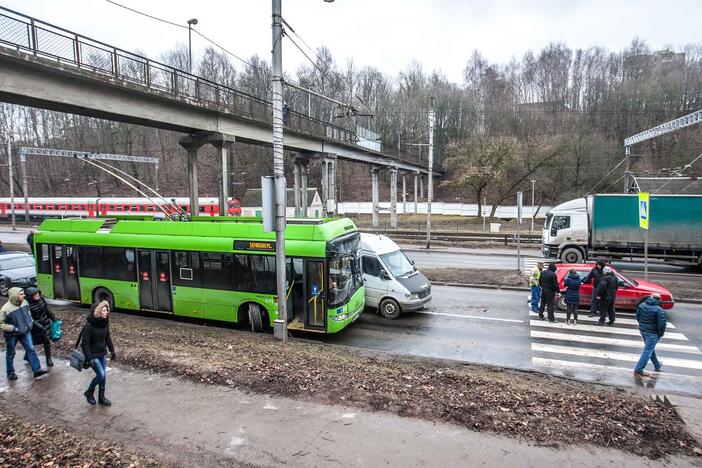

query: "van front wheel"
xmin=379 ymin=298 xmax=401 ymax=320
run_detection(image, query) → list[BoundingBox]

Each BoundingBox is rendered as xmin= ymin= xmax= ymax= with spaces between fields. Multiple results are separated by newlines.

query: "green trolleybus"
xmin=33 ymin=217 xmax=364 ymax=333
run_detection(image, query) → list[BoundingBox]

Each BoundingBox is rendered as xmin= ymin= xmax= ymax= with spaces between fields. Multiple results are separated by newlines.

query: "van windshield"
xmin=380 ymin=250 xmax=415 ymax=277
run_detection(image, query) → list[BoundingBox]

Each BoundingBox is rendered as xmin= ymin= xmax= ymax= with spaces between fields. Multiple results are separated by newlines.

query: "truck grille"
xmin=418 ymin=287 xmax=431 ymax=299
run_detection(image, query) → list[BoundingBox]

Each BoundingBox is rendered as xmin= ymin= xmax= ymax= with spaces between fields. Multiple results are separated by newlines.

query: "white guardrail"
xmin=335 ymin=202 xmax=550 ymax=218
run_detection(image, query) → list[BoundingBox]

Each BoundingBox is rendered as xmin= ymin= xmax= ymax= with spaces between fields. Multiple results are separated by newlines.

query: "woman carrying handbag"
xmin=80 ymin=301 xmax=116 ymax=406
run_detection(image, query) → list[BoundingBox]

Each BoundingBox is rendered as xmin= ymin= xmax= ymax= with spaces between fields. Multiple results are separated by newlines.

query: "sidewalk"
xmin=1 ymin=353 xmax=699 ymax=467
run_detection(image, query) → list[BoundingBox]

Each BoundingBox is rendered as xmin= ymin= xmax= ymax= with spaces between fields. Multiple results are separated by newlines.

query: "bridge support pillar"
xmin=419 ymin=174 xmax=424 ymax=200
xmin=293 ymin=155 xmax=302 ymax=218
xmin=326 ymin=155 xmax=337 ymax=217
xmin=414 ymin=172 xmax=419 ymax=214
xmin=401 ymin=171 xmax=407 ymax=215
xmin=371 ymin=166 xmax=379 ymax=228
xmin=179 ymin=135 xmax=206 ymax=217
xmin=211 ymin=136 xmax=235 ymax=216
xmin=300 ymin=159 xmax=309 ymax=217
xmin=390 ymin=166 xmax=398 ymax=228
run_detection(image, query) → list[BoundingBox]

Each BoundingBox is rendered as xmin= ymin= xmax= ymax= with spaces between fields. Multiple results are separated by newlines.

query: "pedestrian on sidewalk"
xmin=538 ymin=263 xmax=559 ymax=322
xmin=562 ymin=268 xmax=583 ymax=325
xmin=582 ymin=260 xmax=606 ymax=317
xmin=81 ymin=301 xmax=116 ymax=406
xmin=597 ymin=266 xmax=617 ymax=326
xmin=634 ymin=293 xmax=666 ymax=376
xmin=26 ymin=230 xmax=35 ymax=255
xmin=529 ymin=261 xmax=544 ymax=313
xmin=25 ymin=287 xmax=56 ymax=367
xmin=1 ymin=287 xmax=49 ymax=380
xmin=0 ymin=240 xmax=5 ymax=253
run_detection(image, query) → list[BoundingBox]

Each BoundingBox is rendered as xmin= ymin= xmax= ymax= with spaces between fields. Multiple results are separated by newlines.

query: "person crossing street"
xmin=634 ymin=293 xmax=666 ymax=376
xmin=538 ymin=263 xmax=559 ymax=322
xmin=529 ymin=262 xmax=544 ymax=313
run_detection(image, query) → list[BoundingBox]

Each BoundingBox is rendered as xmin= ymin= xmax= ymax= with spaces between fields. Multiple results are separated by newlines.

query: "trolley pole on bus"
xmin=272 ymin=0 xmax=288 ymax=342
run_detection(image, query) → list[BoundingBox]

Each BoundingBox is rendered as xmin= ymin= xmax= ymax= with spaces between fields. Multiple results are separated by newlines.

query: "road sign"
xmin=638 ymin=192 xmax=649 ymax=230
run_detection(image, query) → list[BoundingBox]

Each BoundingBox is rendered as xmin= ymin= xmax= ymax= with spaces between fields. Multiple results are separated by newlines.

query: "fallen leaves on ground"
xmin=48 ymin=304 xmax=700 ymax=460
xmin=0 ymin=408 xmax=160 ymax=467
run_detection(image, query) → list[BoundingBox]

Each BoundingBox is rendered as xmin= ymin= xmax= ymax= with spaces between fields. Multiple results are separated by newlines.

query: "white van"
xmin=360 ymin=233 xmax=432 ymax=319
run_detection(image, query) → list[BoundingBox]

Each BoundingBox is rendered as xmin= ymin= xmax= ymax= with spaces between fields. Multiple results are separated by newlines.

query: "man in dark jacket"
xmin=1 ymin=287 xmax=48 ymax=380
xmin=538 ymin=263 xmax=559 ymax=322
xmin=25 ymin=287 xmax=56 ymax=367
xmin=26 ymin=231 xmax=35 ymax=255
xmin=634 ymin=293 xmax=666 ymax=376
xmin=582 ymin=260 xmax=606 ymax=317
xmin=597 ymin=266 xmax=618 ymax=325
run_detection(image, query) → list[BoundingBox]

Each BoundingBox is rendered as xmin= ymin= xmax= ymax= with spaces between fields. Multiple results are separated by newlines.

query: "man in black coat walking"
xmin=582 ymin=259 xmax=606 ymax=317
xmin=538 ymin=263 xmax=559 ymax=322
xmin=597 ymin=266 xmax=618 ymax=325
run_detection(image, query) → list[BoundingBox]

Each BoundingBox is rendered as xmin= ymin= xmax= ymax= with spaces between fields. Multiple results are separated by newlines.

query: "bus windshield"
xmin=328 ymin=233 xmax=362 ymax=307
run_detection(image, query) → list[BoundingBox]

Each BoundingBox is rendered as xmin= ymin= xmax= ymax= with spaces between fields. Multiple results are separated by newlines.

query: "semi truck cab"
xmin=542 ymin=197 xmax=590 ymax=263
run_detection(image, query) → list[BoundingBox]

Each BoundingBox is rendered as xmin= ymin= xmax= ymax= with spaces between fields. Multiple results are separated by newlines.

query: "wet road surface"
xmin=323 ymin=285 xmax=702 ymax=397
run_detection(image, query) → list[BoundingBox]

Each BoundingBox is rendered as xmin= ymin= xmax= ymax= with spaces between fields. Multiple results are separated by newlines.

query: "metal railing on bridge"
xmin=0 ymin=6 xmax=429 ymax=168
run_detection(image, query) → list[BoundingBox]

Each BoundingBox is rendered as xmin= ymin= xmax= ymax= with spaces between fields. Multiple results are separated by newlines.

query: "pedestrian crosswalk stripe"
xmin=527 ymin=311 xmax=674 ymax=328
xmin=529 ymin=320 xmax=689 ymax=341
xmin=532 ymin=358 xmax=702 ymax=383
xmin=532 ymin=343 xmax=702 ymax=370
xmin=530 ymin=330 xmax=700 ymax=354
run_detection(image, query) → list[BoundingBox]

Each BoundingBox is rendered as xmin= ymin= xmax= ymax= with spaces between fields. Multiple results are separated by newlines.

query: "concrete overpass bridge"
xmin=0 ymin=6 xmax=437 ymax=226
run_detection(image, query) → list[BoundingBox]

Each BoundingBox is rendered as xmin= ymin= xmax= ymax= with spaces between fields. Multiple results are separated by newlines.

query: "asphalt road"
xmin=323 ymin=285 xmax=702 ymax=397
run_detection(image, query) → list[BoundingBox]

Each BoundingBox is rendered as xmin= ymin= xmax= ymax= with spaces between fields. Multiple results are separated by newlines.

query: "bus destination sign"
xmin=234 ymin=240 xmax=276 ymax=252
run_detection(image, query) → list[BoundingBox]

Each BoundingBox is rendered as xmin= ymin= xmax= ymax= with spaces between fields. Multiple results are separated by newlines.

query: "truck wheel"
xmin=561 ymin=247 xmax=584 ymax=263
xmin=379 ymin=298 xmax=401 ymax=320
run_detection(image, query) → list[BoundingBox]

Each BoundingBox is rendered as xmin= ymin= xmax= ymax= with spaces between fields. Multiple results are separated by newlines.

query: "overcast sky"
xmin=4 ymin=0 xmax=701 ymax=83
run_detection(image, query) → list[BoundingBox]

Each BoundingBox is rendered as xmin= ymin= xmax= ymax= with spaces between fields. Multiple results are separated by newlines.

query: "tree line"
xmin=1 ymin=38 xmax=701 ymax=214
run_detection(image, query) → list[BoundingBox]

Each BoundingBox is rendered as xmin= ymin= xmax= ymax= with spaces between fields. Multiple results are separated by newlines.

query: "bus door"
xmin=51 ymin=245 xmax=80 ymax=301
xmin=304 ymin=260 xmax=326 ymax=329
xmin=137 ymin=250 xmax=173 ymax=313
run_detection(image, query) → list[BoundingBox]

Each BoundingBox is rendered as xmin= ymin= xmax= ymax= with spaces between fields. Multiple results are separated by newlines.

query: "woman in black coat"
xmin=24 ymin=287 xmax=56 ymax=367
xmin=81 ymin=301 xmax=116 ymax=406
xmin=562 ymin=269 xmax=583 ymax=325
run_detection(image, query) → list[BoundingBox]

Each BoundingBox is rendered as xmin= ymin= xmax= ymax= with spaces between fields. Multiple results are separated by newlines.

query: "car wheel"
xmin=556 ymin=295 xmax=567 ymax=311
xmin=0 ymin=279 xmax=8 ymax=297
xmin=379 ymin=298 xmax=401 ymax=320
xmin=93 ymin=287 xmax=115 ymax=312
xmin=561 ymin=247 xmax=584 ymax=263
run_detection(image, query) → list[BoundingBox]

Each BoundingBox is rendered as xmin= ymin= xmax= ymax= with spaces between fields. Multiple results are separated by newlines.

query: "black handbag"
xmin=68 ymin=333 xmax=85 ymax=372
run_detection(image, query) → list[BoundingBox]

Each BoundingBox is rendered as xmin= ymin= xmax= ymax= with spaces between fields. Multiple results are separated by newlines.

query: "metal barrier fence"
xmin=0 ymin=6 xmax=429 ymax=167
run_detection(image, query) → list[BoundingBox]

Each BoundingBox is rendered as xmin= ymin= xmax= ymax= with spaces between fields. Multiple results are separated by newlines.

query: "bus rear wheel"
xmin=247 ymin=303 xmax=268 ymax=333
xmin=379 ymin=298 xmax=401 ymax=320
xmin=93 ymin=287 xmax=115 ymax=312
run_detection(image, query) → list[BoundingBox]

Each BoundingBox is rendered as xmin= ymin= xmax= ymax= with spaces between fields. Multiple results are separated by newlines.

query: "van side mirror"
xmin=380 ymin=270 xmax=390 ymax=280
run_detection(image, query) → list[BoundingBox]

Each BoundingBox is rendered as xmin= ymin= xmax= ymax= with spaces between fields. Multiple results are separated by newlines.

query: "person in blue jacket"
xmin=634 ymin=293 xmax=667 ymax=376
xmin=562 ymin=268 xmax=583 ymax=325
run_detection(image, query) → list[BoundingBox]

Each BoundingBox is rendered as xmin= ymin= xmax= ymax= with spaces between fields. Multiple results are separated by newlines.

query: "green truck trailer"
xmin=541 ymin=194 xmax=702 ymax=267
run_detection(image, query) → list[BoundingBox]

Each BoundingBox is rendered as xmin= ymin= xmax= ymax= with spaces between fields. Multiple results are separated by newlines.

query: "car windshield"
xmin=380 ymin=250 xmax=415 ymax=277
xmin=616 ymin=270 xmax=638 ymax=287
xmin=0 ymin=256 xmax=34 ymax=270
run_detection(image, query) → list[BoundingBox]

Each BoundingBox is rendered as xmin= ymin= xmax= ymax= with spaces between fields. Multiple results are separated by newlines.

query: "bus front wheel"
xmin=93 ymin=287 xmax=115 ymax=312
xmin=379 ymin=298 xmax=401 ymax=320
xmin=247 ymin=303 xmax=268 ymax=333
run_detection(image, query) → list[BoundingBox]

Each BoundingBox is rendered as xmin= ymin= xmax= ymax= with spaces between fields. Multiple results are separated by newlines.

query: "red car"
xmin=554 ymin=263 xmax=674 ymax=311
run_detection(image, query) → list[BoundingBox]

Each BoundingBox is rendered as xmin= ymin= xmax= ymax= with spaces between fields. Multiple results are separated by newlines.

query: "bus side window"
xmin=37 ymin=244 xmax=51 ymax=274
xmin=172 ymin=251 xmax=201 ymax=287
xmin=201 ymin=252 xmax=234 ymax=290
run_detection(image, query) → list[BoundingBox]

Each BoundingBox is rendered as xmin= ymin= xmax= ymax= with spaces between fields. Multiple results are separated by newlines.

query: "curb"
xmin=430 ymin=281 xmax=702 ymax=304
xmin=401 ymin=247 xmax=543 ymax=259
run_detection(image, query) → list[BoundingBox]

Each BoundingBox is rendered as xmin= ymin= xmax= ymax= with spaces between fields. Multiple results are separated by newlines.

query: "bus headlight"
xmin=331 ymin=313 xmax=349 ymax=321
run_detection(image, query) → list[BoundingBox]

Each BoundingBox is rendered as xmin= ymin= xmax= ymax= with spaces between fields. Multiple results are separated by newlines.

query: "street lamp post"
xmin=530 ymin=179 xmax=536 ymax=233
xmin=187 ymin=18 xmax=198 ymax=74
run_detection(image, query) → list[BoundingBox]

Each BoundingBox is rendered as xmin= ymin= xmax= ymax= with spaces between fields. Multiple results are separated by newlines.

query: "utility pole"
xmin=425 ymin=97 xmax=434 ymax=249
xmin=271 ymin=0 xmax=288 ymax=342
xmin=7 ymin=138 xmax=16 ymax=230
xmin=20 ymin=153 xmax=29 ymax=222
xmin=530 ymin=179 xmax=536 ymax=233
xmin=623 ymin=145 xmax=631 ymax=193
xmin=187 ymin=18 xmax=198 ymax=74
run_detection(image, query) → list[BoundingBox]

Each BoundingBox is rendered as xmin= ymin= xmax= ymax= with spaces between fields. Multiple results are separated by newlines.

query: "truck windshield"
xmin=544 ymin=213 xmax=553 ymax=230
xmin=380 ymin=250 xmax=415 ymax=277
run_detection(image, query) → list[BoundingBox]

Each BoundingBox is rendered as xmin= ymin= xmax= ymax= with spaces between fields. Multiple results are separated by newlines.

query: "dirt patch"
xmin=423 ymin=267 xmax=528 ymax=287
xmin=657 ymin=280 xmax=702 ymax=303
xmin=37 ymin=302 xmax=700 ymax=460
xmin=0 ymin=403 xmax=162 ymax=467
